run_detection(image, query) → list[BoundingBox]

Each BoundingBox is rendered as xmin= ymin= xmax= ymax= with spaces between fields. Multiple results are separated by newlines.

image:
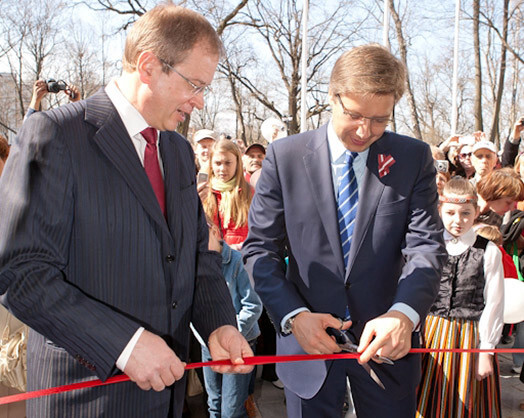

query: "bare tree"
xmin=472 ymin=0 xmax=484 ymax=131
xmin=0 ymin=0 xmax=65 ymax=132
xmin=487 ymin=0 xmax=509 ymax=145
xmin=477 ymin=0 xmax=524 ymax=140
xmin=508 ymin=6 xmax=522 ymax=125
xmin=64 ymin=21 xmax=105 ymax=100
xmin=219 ymin=42 xmax=255 ymax=144
xmin=222 ymin=0 xmax=361 ymax=135
xmin=478 ymin=1 xmax=524 ymax=66
xmin=388 ymin=0 xmax=422 ymax=139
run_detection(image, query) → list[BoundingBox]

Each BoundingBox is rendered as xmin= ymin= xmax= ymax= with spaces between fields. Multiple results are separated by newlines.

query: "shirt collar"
xmin=327 ymin=119 xmax=369 ymax=164
xmin=444 ymin=228 xmax=477 ymax=256
xmin=105 ymin=79 xmax=151 ymax=139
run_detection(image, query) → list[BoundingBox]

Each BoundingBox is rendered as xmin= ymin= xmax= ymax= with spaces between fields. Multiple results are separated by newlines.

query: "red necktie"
xmin=141 ymin=127 xmax=166 ymax=217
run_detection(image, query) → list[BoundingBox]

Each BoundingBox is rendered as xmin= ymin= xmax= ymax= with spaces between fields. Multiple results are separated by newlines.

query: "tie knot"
xmin=141 ymin=127 xmax=158 ymax=145
xmin=345 ymin=150 xmax=357 ymax=165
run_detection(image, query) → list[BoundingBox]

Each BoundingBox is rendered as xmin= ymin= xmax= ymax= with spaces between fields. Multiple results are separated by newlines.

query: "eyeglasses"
xmin=336 ymin=95 xmax=392 ymax=129
xmin=459 ymin=153 xmax=472 ymax=158
xmin=157 ymin=57 xmax=212 ymax=96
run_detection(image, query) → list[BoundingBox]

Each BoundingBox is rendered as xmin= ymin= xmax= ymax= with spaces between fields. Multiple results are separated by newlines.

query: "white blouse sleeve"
xmin=479 ymin=242 xmax=505 ymax=350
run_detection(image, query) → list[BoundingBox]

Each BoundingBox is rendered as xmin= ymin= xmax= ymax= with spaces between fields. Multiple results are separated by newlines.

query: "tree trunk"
xmin=389 ymin=0 xmax=422 ymax=140
xmin=509 ymin=9 xmax=520 ymax=126
xmin=288 ymin=74 xmax=300 ymax=135
xmin=176 ymin=117 xmax=191 ymax=138
xmin=473 ymin=0 xmax=483 ymax=131
xmin=489 ymin=0 xmax=509 ymax=146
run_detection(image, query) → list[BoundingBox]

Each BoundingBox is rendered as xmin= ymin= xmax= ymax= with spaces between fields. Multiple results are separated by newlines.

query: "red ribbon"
xmin=2 ymin=349 xmax=523 ymax=406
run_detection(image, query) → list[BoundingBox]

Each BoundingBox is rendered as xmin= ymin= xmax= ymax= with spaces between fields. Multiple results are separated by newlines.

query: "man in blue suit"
xmin=243 ymin=45 xmax=446 ymax=417
xmin=0 ymin=4 xmax=252 ymax=417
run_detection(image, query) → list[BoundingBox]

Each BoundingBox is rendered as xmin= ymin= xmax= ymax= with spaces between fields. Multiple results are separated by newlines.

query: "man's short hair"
xmin=122 ymin=3 xmax=224 ymax=73
xmin=329 ymin=44 xmax=406 ymax=102
xmin=0 ymin=134 xmax=9 ymax=162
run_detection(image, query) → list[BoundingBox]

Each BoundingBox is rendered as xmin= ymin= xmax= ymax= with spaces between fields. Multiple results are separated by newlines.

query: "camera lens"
xmin=46 ymin=79 xmax=68 ymax=94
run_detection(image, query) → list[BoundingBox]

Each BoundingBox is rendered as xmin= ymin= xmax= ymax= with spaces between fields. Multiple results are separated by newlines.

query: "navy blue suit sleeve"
xmin=393 ymin=144 xmax=447 ymax=319
xmin=242 ymin=144 xmax=308 ymax=329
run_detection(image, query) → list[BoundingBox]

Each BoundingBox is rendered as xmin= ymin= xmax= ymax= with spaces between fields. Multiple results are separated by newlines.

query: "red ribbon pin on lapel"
xmin=378 ymin=154 xmax=395 ymax=178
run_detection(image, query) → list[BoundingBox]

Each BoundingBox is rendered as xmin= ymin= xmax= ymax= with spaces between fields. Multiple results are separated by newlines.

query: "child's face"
xmin=440 ymin=201 xmax=479 ymax=238
xmin=488 ymin=197 xmax=516 ymax=216
xmin=436 ymin=172 xmax=448 ymax=195
xmin=211 ymin=151 xmax=237 ymax=183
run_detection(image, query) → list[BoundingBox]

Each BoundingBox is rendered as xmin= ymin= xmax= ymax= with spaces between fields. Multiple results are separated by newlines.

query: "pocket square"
xmin=378 ymin=154 xmax=396 ymax=178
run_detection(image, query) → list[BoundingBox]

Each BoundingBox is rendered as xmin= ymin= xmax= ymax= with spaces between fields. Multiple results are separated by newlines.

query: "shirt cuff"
xmin=116 ymin=327 xmax=144 ymax=372
xmin=479 ymin=341 xmax=496 ymax=352
xmin=509 ymin=136 xmax=521 ymax=144
xmin=388 ymin=303 xmax=419 ymax=330
xmin=280 ymin=308 xmax=310 ymax=332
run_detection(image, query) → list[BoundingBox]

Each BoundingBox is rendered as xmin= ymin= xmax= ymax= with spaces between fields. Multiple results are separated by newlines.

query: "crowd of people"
xmin=183 ymin=119 xmax=524 ymax=417
xmin=0 ymin=3 xmax=524 ymax=418
xmin=424 ymin=123 xmax=524 ymax=416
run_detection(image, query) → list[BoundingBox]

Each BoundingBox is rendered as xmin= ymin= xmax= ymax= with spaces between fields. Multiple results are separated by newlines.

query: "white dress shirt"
xmin=443 ymin=229 xmax=504 ymax=350
xmin=105 ymin=80 xmax=163 ymax=175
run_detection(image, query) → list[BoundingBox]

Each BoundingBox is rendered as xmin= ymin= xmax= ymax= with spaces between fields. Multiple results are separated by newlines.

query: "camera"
xmin=434 ymin=160 xmax=449 ymax=173
xmin=46 ymin=79 xmax=75 ymax=99
xmin=197 ymin=172 xmax=208 ymax=183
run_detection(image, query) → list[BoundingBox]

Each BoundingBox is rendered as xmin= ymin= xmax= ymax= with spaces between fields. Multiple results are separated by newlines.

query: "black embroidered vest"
xmin=429 ymin=236 xmax=488 ymax=321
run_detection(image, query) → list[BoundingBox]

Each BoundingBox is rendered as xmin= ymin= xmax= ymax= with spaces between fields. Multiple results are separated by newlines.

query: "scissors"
xmin=326 ymin=327 xmax=393 ymax=390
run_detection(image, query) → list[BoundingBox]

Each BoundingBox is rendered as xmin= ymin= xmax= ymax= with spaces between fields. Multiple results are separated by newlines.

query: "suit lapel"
xmin=345 ymin=134 xmax=391 ymax=278
xmin=303 ymin=126 xmax=346 ymax=279
xmin=85 ymin=90 xmax=170 ymax=236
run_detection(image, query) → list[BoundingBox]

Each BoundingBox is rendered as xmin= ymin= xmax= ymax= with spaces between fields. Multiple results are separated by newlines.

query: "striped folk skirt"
xmin=416 ymin=315 xmax=501 ymax=418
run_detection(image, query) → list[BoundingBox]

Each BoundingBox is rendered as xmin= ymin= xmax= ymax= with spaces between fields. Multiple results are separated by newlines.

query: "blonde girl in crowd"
xmin=416 ymin=177 xmax=504 ymax=418
xmin=202 ymin=139 xmax=252 ymax=249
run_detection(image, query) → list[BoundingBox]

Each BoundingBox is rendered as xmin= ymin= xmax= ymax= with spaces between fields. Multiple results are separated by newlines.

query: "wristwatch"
xmin=282 ymin=315 xmax=297 ymax=335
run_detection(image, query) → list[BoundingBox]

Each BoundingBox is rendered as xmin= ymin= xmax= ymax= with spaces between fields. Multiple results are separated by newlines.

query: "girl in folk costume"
xmin=416 ymin=177 xmax=504 ymax=418
xmin=203 ymin=139 xmax=252 ymax=249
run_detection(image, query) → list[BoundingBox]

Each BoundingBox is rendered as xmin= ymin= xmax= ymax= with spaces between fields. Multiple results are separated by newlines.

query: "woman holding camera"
xmin=202 ymin=139 xmax=253 ymax=250
xmin=439 ymin=135 xmax=476 ymax=179
xmin=24 ymin=79 xmax=80 ymax=121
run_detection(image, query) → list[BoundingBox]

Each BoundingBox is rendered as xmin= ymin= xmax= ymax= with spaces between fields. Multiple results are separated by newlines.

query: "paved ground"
xmin=498 ymin=339 xmax=524 ymax=418
xmin=188 ymin=341 xmax=524 ymax=417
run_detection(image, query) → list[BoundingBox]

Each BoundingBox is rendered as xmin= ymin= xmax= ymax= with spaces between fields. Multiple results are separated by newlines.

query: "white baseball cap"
xmin=472 ymin=141 xmax=497 ymax=154
xmin=193 ymin=129 xmax=217 ymax=143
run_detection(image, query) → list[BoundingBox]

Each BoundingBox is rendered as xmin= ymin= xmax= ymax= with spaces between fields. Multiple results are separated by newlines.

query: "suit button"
xmin=345 ymin=283 xmax=351 ymax=290
xmin=166 ymin=255 xmax=175 ymax=262
xmin=172 ymin=301 xmax=178 ymax=309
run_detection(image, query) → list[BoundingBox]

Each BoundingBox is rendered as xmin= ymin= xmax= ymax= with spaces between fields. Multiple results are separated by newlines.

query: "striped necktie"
xmin=337 ymin=150 xmax=359 ymax=269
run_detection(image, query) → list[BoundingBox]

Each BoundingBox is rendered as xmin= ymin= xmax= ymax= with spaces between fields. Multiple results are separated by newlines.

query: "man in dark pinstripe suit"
xmin=0 ymin=4 xmax=252 ymax=417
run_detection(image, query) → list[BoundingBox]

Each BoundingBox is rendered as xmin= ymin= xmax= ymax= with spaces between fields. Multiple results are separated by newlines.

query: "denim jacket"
xmin=221 ymin=242 xmax=262 ymax=342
